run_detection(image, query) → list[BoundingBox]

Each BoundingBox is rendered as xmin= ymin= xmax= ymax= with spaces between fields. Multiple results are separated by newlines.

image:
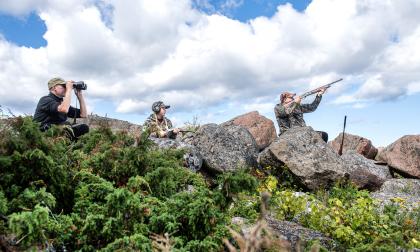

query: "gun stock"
xmin=167 ymin=128 xmax=194 ymax=133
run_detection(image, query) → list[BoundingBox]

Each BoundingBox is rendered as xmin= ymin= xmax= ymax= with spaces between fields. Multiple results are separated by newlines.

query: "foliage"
xmin=9 ymin=187 xmax=56 ymax=212
xmin=1 ymin=117 xmax=419 ymax=251
xmin=181 ymin=115 xmax=201 ymax=132
xmin=0 ymin=117 xmax=74 ymax=212
xmin=268 ymin=179 xmax=420 ymax=251
xmin=272 ymin=189 xmax=310 ymax=221
xmin=101 ymin=233 xmax=152 ymax=252
xmin=8 ymin=204 xmax=51 ymax=247
xmin=259 ymin=165 xmax=305 ymax=191
xmin=145 ymin=166 xmax=206 ymax=199
xmin=214 ymin=169 xmax=258 ymax=210
xmin=227 ymin=194 xmax=260 ymax=221
xmin=0 ymin=190 xmax=7 ymax=215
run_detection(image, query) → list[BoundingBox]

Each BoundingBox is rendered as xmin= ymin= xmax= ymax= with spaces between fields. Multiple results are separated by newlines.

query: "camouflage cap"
xmin=48 ymin=77 xmax=66 ymax=89
xmin=152 ymin=101 xmax=170 ymax=113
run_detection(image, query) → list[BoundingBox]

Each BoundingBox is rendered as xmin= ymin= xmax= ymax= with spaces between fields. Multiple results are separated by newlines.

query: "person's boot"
xmin=63 ymin=125 xmax=77 ymax=141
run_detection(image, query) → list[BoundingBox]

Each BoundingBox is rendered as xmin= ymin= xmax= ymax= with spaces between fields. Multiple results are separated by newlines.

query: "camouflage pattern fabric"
xmin=274 ymin=95 xmax=322 ymax=136
xmin=143 ymin=113 xmax=174 ymax=138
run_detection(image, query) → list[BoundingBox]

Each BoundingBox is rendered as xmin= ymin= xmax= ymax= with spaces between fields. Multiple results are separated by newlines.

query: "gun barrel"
xmin=325 ymin=78 xmax=343 ymax=87
xmin=300 ymin=78 xmax=343 ymax=99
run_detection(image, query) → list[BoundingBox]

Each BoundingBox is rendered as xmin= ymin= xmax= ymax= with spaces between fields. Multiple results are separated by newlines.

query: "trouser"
xmin=317 ymin=131 xmax=328 ymax=142
xmin=71 ymin=124 xmax=90 ymax=138
xmin=63 ymin=124 xmax=89 ymax=141
xmin=40 ymin=123 xmax=89 ymax=140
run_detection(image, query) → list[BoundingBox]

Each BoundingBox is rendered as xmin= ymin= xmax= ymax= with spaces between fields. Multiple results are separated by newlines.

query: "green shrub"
xmin=272 ymin=189 xmax=310 ymax=221
xmin=214 ymin=169 xmax=258 ymax=210
xmin=9 ymin=204 xmax=51 ymax=247
xmin=0 ymin=190 xmax=7 ymax=215
xmin=100 ymin=233 xmax=152 ymax=252
xmin=2 ymin=117 xmax=418 ymax=251
xmin=145 ymin=166 xmax=206 ymax=198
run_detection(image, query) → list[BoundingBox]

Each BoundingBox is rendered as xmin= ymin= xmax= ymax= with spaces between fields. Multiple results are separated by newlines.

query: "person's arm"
xmin=274 ymin=107 xmax=283 ymax=129
xmin=300 ymin=95 xmax=321 ymax=113
xmin=300 ymin=88 xmax=325 ymax=113
xmin=165 ymin=118 xmax=178 ymax=139
xmin=75 ymin=89 xmax=87 ymax=118
xmin=57 ymin=81 xmax=73 ymax=113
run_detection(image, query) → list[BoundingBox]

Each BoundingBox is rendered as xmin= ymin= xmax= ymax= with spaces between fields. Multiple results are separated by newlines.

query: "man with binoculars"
xmin=33 ymin=77 xmax=89 ymax=140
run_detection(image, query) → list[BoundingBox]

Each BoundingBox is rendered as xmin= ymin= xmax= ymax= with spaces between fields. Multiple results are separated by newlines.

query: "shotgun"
xmin=284 ymin=78 xmax=343 ymax=106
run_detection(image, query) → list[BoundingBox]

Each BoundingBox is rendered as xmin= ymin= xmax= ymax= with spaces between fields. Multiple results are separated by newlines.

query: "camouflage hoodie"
xmin=143 ymin=113 xmax=175 ymax=138
xmin=274 ymin=95 xmax=322 ymax=136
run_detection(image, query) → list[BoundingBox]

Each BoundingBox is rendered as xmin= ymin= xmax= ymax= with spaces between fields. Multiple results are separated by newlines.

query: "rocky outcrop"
xmin=192 ymin=123 xmax=258 ymax=173
xmin=222 ymin=111 xmax=277 ymax=150
xmin=371 ymin=179 xmax=420 ymax=210
xmin=341 ymin=150 xmax=391 ymax=191
xmin=75 ymin=114 xmax=141 ymax=135
xmin=266 ymin=217 xmax=336 ymax=251
xmin=230 ymin=216 xmax=335 ymax=251
xmin=330 ymin=133 xmax=377 ymax=159
xmin=258 ymin=126 xmax=349 ymax=190
xmin=149 ymin=137 xmax=203 ymax=172
xmin=376 ymin=135 xmax=420 ymax=178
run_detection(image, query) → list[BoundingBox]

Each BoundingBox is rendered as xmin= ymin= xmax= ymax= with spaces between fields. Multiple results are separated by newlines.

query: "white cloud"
xmin=0 ymin=0 xmax=420 ymax=118
xmin=221 ymin=0 xmax=244 ymax=11
xmin=0 ymin=0 xmax=48 ymax=16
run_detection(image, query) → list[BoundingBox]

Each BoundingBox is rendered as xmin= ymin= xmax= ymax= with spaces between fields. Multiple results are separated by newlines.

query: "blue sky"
xmin=0 ymin=12 xmax=46 ymax=48
xmin=0 ymin=0 xmax=419 ymax=147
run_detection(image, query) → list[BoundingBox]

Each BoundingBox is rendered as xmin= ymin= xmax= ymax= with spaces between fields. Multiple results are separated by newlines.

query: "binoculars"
xmin=73 ymin=81 xmax=87 ymax=90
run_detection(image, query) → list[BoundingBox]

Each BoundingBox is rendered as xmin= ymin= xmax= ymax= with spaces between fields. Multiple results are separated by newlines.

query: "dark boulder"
xmin=371 ymin=179 xmax=420 ymax=210
xmin=258 ymin=126 xmax=349 ymax=190
xmin=266 ymin=216 xmax=336 ymax=251
xmin=192 ymin=123 xmax=258 ymax=173
xmin=341 ymin=150 xmax=391 ymax=191
xmin=149 ymin=137 xmax=203 ymax=172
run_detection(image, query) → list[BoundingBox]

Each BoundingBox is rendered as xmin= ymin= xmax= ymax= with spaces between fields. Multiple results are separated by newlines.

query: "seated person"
xmin=33 ymin=77 xmax=89 ymax=140
xmin=144 ymin=101 xmax=179 ymax=139
xmin=274 ymin=88 xmax=328 ymax=142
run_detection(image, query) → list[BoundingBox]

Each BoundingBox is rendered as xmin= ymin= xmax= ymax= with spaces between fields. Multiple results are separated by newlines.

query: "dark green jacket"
xmin=274 ymin=95 xmax=322 ymax=135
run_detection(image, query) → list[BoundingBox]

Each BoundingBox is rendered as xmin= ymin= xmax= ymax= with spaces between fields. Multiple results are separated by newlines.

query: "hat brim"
xmin=164 ymin=105 xmax=170 ymax=109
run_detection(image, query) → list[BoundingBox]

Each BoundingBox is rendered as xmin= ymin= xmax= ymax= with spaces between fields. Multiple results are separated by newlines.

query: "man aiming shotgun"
xmin=274 ymin=79 xmax=343 ymax=142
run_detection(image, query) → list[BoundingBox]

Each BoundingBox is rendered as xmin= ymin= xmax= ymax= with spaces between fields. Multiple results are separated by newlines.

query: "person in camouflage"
xmin=144 ymin=101 xmax=180 ymax=139
xmin=274 ymin=88 xmax=328 ymax=142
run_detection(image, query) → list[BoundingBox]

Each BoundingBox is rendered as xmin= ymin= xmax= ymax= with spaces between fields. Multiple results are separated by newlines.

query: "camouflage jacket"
xmin=274 ymin=95 xmax=322 ymax=135
xmin=143 ymin=113 xmax=175 ymax=138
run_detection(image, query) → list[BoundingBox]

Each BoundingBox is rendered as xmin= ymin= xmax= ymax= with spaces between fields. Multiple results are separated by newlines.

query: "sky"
xmin=0 ymin=0 xmax=419 ymax=147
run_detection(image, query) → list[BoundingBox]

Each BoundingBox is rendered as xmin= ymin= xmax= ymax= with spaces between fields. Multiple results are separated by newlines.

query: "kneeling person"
xmin=33 ymin=77 xmax=89 ymax=140
xmin=274 ymin=88 xmax=328 ymax=142
xmin=144 ymin=101 xmax=180 ymax=139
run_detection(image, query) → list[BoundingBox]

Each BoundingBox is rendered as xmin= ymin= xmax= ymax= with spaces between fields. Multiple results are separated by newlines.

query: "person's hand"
xmin=173 ymin=128 xmax=180 ymax=134
xmin=66 ymin=80 xmax=74 ymax=91
xmin=317 ymin=88 xmax=326 ymax=96
xmin=74 ymin=88 xmax=83 ymax=97
xmin=294 ymin=95 xmax=302 ymax=104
